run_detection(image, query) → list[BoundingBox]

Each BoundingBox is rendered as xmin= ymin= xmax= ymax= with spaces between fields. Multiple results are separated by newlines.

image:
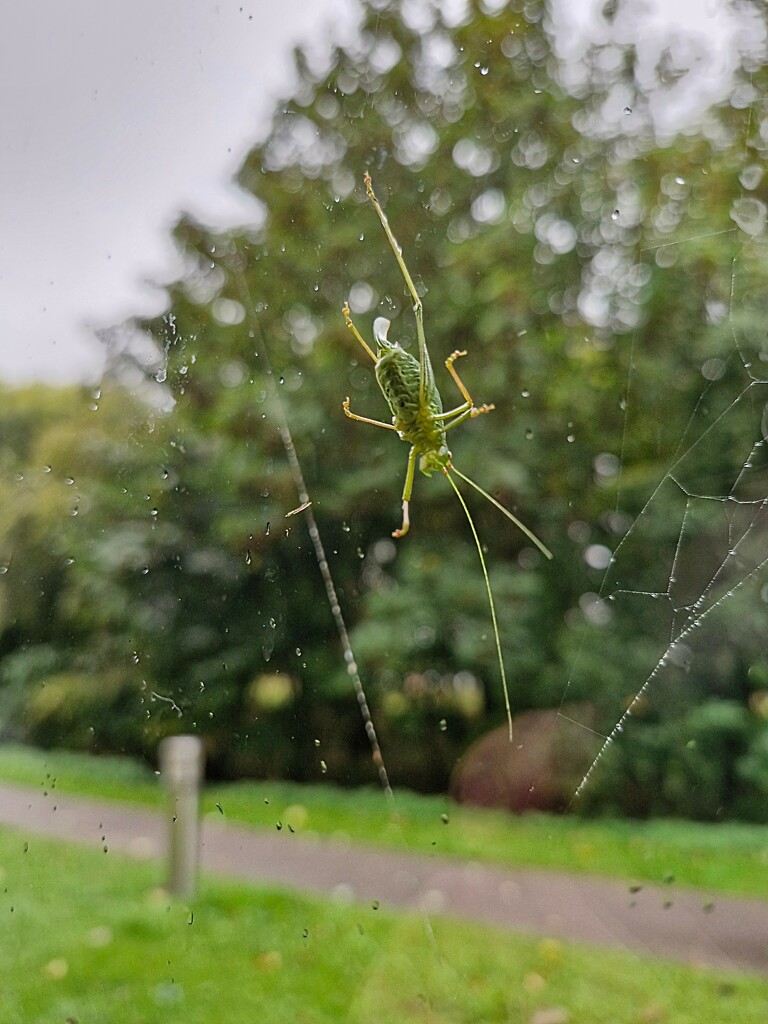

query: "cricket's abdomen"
xmin=375 ymin=346 xmax=446 ymax=455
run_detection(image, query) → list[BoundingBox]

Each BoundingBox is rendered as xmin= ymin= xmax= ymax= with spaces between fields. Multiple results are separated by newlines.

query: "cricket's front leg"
xmin=445 ymin=350 xmax=494 ymax=417
xmin=342 ymin=302 xmax=378 ymax=363
xmin=393 ymin=446 xmax=418 ymax=538
xmin=343 ymin=397 xmax=398 ymax=431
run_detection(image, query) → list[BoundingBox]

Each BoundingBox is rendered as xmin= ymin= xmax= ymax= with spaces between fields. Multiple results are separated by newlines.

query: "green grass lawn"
xmin=0 ymin=829 xmax=765 ymax=1024
xmin=1 ymin=743 xmax=767 ymax=898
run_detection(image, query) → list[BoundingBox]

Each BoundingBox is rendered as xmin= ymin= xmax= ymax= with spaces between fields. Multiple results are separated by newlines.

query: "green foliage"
xmin=580 ymin=700 xmax=767 ymax=821
xmin=2 ymin=0 xmax=768 ymax=815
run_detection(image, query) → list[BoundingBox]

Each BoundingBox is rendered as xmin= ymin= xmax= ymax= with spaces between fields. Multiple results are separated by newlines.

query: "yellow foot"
xmin=392 ymin=501 xmax=410 ymax=538
xmin=446 ymin=349 xmax=468 ymax=366
xmin=470 ymin=402 xmax=495 ymax=417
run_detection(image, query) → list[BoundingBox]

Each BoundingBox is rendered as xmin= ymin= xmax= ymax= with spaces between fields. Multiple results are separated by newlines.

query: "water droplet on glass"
xmin=730 ymin=197 xmax=767 ymax=236
xmin=739 ymin=164 xmax=764 ymax=190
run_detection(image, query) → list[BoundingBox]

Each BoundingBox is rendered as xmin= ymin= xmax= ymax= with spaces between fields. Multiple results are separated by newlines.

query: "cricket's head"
xmin=419 ymin=445 xmax=452 ymax=478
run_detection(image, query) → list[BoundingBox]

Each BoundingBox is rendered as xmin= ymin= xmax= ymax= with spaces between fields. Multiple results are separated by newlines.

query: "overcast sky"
xmin=0 ymin=0 xmax=357 ymax=384
xmin=0 ymin=0 xmax=760 ymax=385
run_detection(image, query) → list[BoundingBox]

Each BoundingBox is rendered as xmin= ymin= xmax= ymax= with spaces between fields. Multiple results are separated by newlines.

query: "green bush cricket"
xmin=342 ymin=172 xmax=552 ymax=740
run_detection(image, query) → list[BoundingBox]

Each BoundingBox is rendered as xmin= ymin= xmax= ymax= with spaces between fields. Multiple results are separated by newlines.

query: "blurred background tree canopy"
xmin=3 ymin=0 xmax=768 ymax=818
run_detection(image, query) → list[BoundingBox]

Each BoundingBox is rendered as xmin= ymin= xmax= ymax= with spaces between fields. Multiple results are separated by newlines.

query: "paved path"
xmin=1 ymin=782 xmax=766 ymax=976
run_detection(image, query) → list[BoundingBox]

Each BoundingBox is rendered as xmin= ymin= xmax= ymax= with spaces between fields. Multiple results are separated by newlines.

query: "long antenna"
xmin=450 ymin=465 xmax=553 ymax=561
xmin=444 ymin=470 xmax=514 ymax=741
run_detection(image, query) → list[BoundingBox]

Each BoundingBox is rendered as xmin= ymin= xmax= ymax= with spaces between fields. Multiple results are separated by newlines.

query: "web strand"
xmin=564 ymin=204 xmax=768 ymax=807
xmin=569 ymin=539 xmax=768 ymax=805
xmin=230 ymin=264 xmax=394 ymax=802
xmin=565 ymin=368 xmax=768 ymax=806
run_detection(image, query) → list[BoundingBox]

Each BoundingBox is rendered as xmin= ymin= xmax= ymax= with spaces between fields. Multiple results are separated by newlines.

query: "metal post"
xmin=159 ymin=735 xmax=205 ymax=898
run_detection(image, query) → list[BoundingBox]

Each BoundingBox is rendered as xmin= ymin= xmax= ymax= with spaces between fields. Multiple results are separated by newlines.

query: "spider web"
xmin=559 ymin=233 xmax=768 ymax=806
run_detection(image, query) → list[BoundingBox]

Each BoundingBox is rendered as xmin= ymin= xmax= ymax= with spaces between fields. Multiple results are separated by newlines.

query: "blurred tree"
xmin=3 ymin=0 xmax=768 ymax=813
